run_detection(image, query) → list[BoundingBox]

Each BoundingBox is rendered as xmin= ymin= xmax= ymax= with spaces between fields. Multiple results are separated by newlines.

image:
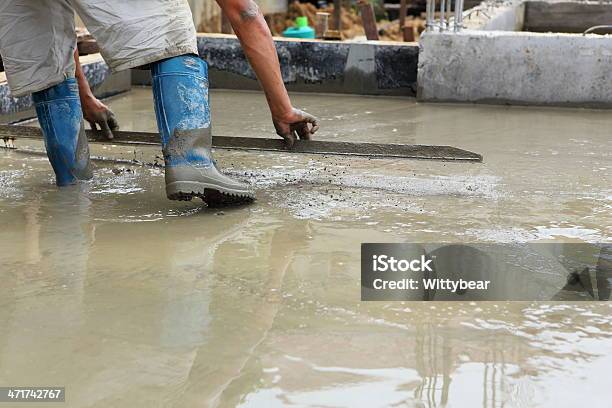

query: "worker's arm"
xmin=215 ymin=0 xmax=318 ymax=146
xmin=74 ymin=49 xmax=119 ymax=140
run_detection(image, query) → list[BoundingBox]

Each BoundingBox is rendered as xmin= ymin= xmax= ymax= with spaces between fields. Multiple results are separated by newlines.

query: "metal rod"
xmin=426 ymin=0 xmax=434 ymax=31
xmin=584 ymin=25 xmax=612 ymax=35
xmin=454 ymin=0 xmax=464 ymax=32
xmin=440 ymin=0 xmax=446 ymax=31
xmin=0 ymin=125 xmax=483 ymax=162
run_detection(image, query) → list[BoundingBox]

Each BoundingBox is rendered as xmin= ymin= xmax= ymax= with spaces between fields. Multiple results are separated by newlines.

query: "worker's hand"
xmin=272 ymin=108 xmax=319 ymax=148
xmin=81 ymin=95 xmax=119 ymax=140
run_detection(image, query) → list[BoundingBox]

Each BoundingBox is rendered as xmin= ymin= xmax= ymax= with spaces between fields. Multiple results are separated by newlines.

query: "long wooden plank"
xmin=0 ymin=125 xmax=483 ymax=162
xmin=524 ymin=2 xmax=612 ymax=33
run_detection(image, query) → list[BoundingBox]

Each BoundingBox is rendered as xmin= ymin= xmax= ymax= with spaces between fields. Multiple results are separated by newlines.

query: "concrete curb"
xmin=418 ymin=30 xmax=612 ymax=107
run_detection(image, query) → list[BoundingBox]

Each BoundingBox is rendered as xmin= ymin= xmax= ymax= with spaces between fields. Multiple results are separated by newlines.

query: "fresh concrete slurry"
xmin=0 ymin=88 xmax=611 ymax=407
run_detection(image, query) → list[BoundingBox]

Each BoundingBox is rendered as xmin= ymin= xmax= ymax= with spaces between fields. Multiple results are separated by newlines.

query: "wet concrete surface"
xmin=0 ymin=88 xmax=611 ymax=407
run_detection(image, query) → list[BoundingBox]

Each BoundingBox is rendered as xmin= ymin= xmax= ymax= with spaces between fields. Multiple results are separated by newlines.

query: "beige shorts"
xmin=0 ymin=0 xmax=198 ymax=96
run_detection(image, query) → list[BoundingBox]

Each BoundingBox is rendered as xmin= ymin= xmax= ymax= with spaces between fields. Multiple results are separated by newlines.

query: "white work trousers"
xmin=0 ymin=0 xmax=198 ymax=96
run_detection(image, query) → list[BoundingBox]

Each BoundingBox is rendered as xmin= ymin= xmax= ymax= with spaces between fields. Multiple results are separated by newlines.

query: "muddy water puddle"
xmin=0 ymin=88 xmax=610 ymax=407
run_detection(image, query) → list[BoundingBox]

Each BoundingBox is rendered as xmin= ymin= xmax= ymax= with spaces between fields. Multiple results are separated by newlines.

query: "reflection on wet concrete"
xmin=0 ymin=89 xmax=611 ymax=407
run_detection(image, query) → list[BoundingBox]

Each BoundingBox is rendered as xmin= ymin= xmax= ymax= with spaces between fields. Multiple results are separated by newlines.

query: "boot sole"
xmin=166 ymin=181 xmax=255 ymax=207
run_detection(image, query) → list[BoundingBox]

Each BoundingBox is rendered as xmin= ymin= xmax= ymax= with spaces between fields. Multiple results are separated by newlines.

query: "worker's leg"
xmin=68 ymin=0 xmax=198 ymax=72
xmin=32 ymin=79 xmax=93 ymax=186
xmin=151 ymin=55 xmax=253 ymax=204
xmin=0 ymin=1 xmax=76 ymax=96
xmin=0 ymin=1 xmax=92 ymax=186
xmin=70 ymin=0 xmax=253 ymax=203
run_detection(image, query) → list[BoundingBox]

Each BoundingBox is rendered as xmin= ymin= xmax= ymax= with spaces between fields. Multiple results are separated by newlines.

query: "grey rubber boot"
xmin=164 ymin=128 xmax=255 ymax=206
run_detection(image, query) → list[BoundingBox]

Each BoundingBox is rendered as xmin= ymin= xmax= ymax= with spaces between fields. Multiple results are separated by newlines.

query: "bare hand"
xmin=81 ymin=96 xmax=119 ymax=140
xmin=272 ymin=108 xmax=319 ymax=148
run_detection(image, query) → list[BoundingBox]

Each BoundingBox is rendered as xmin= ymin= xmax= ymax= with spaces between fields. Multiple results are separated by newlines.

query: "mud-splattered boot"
xmin=151 ymin=54 xmax=254 ymax=206
xmin=32 ymin=78 xmax=93 ymax=186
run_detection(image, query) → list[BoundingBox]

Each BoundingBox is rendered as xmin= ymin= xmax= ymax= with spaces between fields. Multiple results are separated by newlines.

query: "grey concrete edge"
xmin=417 ymin=29 xmax=612 ymax=109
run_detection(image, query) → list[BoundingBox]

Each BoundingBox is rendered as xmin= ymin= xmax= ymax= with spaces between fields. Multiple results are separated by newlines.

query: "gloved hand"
xmin=81 ymin=95 xmax=119 ymax=140
xmin=272 ymin=108 xmax=319 ymax=148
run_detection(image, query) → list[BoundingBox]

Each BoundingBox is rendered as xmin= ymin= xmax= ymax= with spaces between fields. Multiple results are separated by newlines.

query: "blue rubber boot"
xmin=151 ymin=54 xmax=254 ymax=206
xmin=32 ymin=78 xmax=92 ymax=186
